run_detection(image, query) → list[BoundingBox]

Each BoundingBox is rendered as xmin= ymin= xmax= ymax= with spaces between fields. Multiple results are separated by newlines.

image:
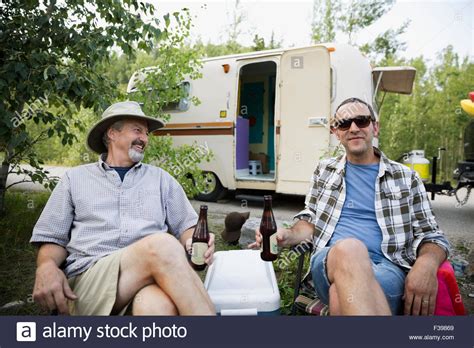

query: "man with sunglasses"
xmin=252 ymin=97 xmax=450 ymax=315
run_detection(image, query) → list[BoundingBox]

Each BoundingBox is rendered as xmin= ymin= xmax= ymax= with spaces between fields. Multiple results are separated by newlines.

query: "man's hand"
xmin=247 ymin=228 xmax=292 ymax=249
xmin=186 ymin=233 xmax=215 ymax=266
xmin=403 ymin=257 xmax=438 ymax=315
xmin=248 ymin=220 xmax=315 ymax=249
xmin=33 ymin=260 xmax=77 ymax=315
xmin=403 ymin=243 xmax=446 ymax=316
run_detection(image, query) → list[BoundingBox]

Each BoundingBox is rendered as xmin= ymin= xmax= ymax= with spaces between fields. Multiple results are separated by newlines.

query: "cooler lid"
xmin=204 ymin=250 xmax=280 ymax=312
xmin=205 ymin=250 xmax=278 ymax=294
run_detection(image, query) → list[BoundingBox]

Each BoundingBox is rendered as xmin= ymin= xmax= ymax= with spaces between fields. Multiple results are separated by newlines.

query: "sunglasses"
xmin=333 ymin=115 xmax=373 ymax=131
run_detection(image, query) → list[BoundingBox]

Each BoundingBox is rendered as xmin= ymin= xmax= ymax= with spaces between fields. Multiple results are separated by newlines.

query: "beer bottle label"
xmin=270 ymin=233 xmax=278 ymax=255
xmin=191 ymin=242 xmax=208 ymax=265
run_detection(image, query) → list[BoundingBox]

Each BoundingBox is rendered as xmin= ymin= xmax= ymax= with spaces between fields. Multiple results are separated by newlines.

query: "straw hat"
xmin=86 ymin=101 xmax=165 ymax=154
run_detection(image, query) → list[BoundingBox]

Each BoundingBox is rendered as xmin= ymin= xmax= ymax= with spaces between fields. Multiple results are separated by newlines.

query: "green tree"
xmin=360 ymin=20 xmax=410 ymax=62
xmin=125 ymin=10 xmax=215 ymax=198
xmin=378 ymin=47 xmax=473 ymax=182
xmin=0 ymin=0 xmax=195 ymax=214
xmin=310 ymin=0 xmax=407 ymax=62
xmin=311 ymin=0 xmax=340 ymax=43
xmin=252 ymin=34 xmax=266 ymax=52
xmin=339 ymin=0 xmax=394 ymax=44
xmin=252 ymin=31 xmax=282 ymax=52
xmin=226 ymin=0 xmax=247 ymax=47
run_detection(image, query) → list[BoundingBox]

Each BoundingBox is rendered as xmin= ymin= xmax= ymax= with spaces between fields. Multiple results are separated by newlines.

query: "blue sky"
xmin=151 ymin=0 xmax=473 ymax=63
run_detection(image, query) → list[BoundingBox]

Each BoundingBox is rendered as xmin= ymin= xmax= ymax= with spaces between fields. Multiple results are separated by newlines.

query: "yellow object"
xmin=220 ymin=110 xmax=227 ymax=118
xmin=403 ymin=150 xmax=430 ymax=181
xmin=460 ymin=99 xmax=474 ymax=117
xmin=404 ymin=163 xmax=430 ymax=181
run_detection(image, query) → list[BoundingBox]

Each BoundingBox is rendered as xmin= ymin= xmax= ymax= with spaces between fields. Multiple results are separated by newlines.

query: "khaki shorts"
xmin=67 ymin=249 xmax=132 ymax=315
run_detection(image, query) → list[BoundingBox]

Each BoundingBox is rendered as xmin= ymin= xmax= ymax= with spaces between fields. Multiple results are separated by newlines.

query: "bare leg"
xmin=326 ymin=238 xmax=391 ymax=315
xmin=328 ymin=284 xmax=341 ymax=315
xmin=112 ymin=233 xmax=215 ymax=315
xmin=131 ymin=284 xmax=178 ymax=315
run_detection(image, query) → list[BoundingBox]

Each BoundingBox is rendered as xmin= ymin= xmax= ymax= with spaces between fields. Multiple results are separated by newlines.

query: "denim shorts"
xmin=310 ymin=246 xmax=407 ymax=315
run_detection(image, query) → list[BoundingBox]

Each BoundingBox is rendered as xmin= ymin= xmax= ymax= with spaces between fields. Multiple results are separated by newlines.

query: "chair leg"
xmin=291 ymin=252 xmax=306 ymax=315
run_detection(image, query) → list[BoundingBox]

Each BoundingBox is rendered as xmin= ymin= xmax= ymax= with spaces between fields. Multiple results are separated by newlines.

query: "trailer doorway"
xmin=235 ymin=61 xmax=277 ymax=181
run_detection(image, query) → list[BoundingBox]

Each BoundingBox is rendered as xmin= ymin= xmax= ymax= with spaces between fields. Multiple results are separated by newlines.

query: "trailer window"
xmin=163 ymin=82 xmax=191 ymax=112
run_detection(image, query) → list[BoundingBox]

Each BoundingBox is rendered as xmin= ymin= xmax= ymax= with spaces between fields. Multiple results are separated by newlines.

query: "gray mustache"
xmin=131 ymin=140 xmax=146 ymax=147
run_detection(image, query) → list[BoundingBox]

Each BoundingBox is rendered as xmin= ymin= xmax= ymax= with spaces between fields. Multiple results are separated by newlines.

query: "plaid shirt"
xmin=295 ymin=148 xmax=450 ymax=270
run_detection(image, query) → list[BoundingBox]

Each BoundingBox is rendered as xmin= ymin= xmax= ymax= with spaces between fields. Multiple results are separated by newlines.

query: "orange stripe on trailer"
xmin=159 ymin=122 xmax=234 ymax=129
xmin=152 ymin=121 xmax=235 ymax=136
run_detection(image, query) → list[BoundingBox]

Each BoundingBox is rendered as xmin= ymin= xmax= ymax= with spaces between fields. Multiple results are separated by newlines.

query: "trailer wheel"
xmin=196 ymin=172 xmax=226 ymax=202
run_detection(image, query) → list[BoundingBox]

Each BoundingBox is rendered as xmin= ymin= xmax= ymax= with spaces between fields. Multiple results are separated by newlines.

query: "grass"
xmin=0 ymin=191 xmax=51 ymax=315
xmin=0 ymin=191 xmax=300 ymax=315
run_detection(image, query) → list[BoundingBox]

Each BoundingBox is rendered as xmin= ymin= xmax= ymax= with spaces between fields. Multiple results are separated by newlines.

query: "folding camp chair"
xmin=291 ymin=243 xmax=467 ymax=316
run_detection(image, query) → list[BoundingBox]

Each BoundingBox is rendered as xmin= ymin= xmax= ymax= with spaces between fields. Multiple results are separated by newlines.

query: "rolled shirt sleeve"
xmin=409 ymin=171 xmax=451 ymax=258
xmin=30 ymin=172 xmax=74 ymax=247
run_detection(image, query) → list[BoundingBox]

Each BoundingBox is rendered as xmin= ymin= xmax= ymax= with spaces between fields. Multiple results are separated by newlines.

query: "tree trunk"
xmin=0 ymin=161 xmax=10 ymax=216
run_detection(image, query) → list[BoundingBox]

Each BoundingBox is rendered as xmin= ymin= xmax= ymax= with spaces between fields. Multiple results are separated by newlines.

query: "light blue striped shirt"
xmin=30 ymin=155 xmax=198 ymax=278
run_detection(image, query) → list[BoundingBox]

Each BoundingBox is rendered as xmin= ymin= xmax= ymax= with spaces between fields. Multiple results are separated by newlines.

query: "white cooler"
xmin=204 ymin=250 xmax=280 ymax=315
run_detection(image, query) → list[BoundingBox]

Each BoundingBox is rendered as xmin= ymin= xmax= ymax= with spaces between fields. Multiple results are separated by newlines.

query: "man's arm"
xmin=404 ymin=242 xmax=446 ymax=316
xmin=180 ymin=227 xmax=215 ymax=266
xmin=403 ymin=171 xmax=450 ymax=316
xmin=33 ymin=243 xmax=77 ymax=315
xmin=250 ymin=162 xmax=321 ymax=250
xmin=249 ymin=219 xmax=314 ymax=249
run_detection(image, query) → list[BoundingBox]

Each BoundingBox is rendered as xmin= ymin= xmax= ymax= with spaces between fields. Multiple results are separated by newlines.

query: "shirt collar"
xmin=327 ymin=147 xmax=394 ymax=177
xmin=98 ymin=153 xmax=143 ymax=172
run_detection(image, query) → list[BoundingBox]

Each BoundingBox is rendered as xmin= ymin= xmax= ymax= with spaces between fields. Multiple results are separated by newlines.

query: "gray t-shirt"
xmin=30 ymin=155 xmax=198 ymax=278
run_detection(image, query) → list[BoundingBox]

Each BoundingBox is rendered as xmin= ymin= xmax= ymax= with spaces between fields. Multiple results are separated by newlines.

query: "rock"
xmin=0 ymin=300 xmax=25 ymax=310
xmin=451 ymin=256 xmax=469 ymax=277
xmin=239 ymin=217 xmax=293 ymax=249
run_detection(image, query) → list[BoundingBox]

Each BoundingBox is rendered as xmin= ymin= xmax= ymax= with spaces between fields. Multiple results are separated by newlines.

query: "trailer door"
xmin=277 ymin=46 xmax=331 ymax=195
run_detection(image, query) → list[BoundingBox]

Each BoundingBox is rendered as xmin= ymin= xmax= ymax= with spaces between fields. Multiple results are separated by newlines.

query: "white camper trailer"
xmin=127 ymin=43 xmax=416 ymax=201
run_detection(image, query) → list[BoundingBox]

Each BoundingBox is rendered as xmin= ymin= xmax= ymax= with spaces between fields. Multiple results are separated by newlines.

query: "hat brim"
xmin=221 ymin=229 xmax=242 ymax=243
xmin=87 ymin=114 xmax=165 ymax=154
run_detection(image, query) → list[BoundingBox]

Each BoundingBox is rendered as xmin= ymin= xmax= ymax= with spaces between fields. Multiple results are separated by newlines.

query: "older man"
xmin=31 ymin=101 xmax=215 ymax=315
xmin=252 ymin=97 xmax=450 ymax=315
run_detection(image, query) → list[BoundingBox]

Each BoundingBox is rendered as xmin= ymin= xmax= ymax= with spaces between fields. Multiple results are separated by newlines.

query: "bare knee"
xmin=144 ymin=233 xmax=188 ymax=270
xmin=132 ymin=285 xmax=178 ymax=315
xmin=327 ymin=239 xmax=371 ymax=279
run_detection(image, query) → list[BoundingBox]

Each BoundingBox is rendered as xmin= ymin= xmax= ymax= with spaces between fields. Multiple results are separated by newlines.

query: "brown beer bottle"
xmin=191 ymin=205 xmax=210 ymax=271
xmin=260 ymin=195 xmax=278 ymax=261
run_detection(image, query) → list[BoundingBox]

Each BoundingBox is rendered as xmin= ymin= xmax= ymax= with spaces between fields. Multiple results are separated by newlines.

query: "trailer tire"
xmin=196 ymin=172 xmax=226 ymax=202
